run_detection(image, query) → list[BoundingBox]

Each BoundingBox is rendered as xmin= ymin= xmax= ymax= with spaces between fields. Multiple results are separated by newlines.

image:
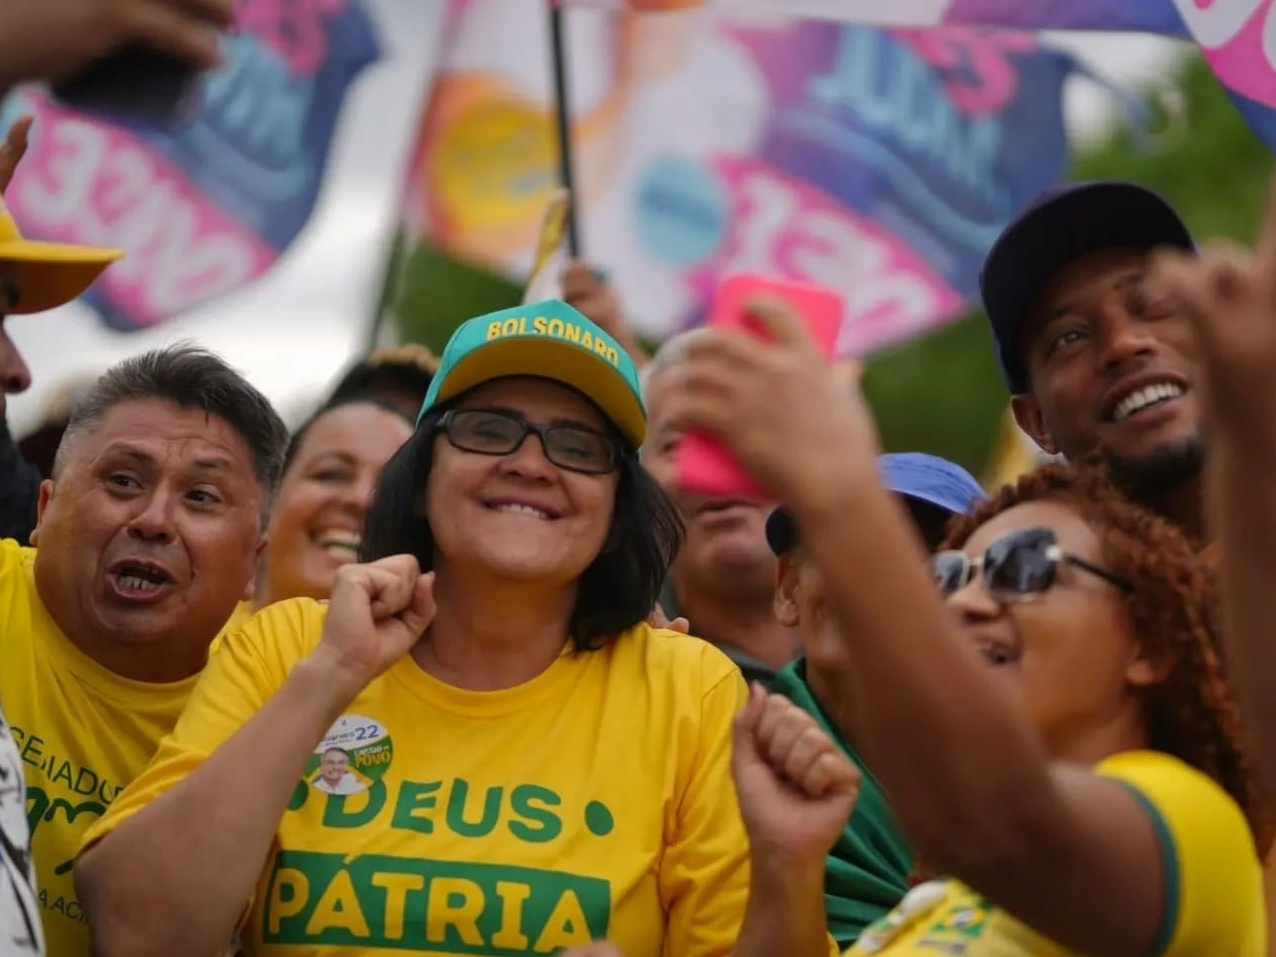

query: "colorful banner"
xmin=1171 ymin=0 xmax=1276 ymax=147
xmin=0 ymin=0 xmax=378 ymax=330
xmin=605 ymin=0 xmax=1187 ymax=33
xmin=394 ymin=2 xmax=1078 ymax=355
xmin=600 ymin=0 xmax=1276 ymax=152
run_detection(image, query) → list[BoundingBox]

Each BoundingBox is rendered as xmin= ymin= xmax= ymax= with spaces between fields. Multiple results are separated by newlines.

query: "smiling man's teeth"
xmin=119 ymin=574 xmax=163 ymax=593
xmin=494 ymin=503 xmax=550 ymax=520
xmin=1114 ymin=383 xmax=1184 ymax=422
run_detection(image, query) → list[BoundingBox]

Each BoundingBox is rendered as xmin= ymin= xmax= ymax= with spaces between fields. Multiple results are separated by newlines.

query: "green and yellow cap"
xmin=417 ymin=299 xmax=646 ymax=448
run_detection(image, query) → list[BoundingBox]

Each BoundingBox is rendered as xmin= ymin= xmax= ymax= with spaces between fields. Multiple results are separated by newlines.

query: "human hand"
xmin=831 ymin=356 xmax=865 ymax=394
xmin=310 ymin=556 xmax=435 ymax=699
xmin=0 ymin=0 xmax=233 ymax=90
xmin=561 ymin=260 xmax=649 ymax=365
xmin=667 ymin=297 xmax=881 ymax=509
xmin=646 ymin=603 xmax=690 ymax=634
xmin=732 ymin=683 xmax=860 ymax=866
xmin=1150 ymin=170 xmax=1276 ymax=443
xmin=0 ymin=116 xmax=32 ymax=195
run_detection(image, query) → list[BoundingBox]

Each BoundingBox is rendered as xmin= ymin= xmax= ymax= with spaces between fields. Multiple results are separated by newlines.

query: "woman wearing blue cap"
xmin=76 ymin=301 xmax=751 ymax=957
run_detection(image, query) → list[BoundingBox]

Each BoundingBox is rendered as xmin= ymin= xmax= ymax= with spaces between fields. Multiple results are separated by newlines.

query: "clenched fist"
xmin=732 ymin=683 xmax=860 ymax=864
xmin=308 ymin=556 xmax=436 ymax=701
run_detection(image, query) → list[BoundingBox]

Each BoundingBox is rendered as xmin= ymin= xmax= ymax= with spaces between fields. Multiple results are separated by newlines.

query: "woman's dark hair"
xmin=327 ymin=344 xmax=438 ymax=408
xmin=361 ymin=406 xmax=684 ymax=652
xmin=943 ymin=461 xmax=1272 ymax=851
xmin=283 ymin=398 xmax=413 ymax=476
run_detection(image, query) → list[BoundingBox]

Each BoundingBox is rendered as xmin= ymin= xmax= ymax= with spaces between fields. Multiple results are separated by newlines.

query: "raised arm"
xmin=561 ymin=261 xmax=651 ymax=369
xmin=1151 ymin=173 xmax=1276 ymax=795
xmin=554 ymin=689 xmax=852 ymax=957
xmin=76 ymin=558 xmax=434 ymax=957
xmin=0 ymin=0 xmax=230 ymax=93
xmin=667 ymin=301 xmax=1230 ymax=957
xmin=730 ymin=685 xmax=855 ymax=957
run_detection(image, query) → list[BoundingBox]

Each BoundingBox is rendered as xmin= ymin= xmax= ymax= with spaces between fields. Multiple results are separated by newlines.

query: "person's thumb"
xmin=1149 ymin=248 xmax=1212 ymax=331
xmin=730 ymin=683 xmax=768 ymax=781
xmin=0 ymin=116 xmax=32 ymax=194
xmin=832 ymin=357 xmax=865 ymax=393
xmin=743 ymin=295 xmax=809 ymax=348
xmin=396 ymin=572 xmax=436 ymax=635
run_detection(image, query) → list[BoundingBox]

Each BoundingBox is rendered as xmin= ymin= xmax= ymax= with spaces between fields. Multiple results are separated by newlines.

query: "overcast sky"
xmin=4 ymin=1 xmax=1189 ymax=434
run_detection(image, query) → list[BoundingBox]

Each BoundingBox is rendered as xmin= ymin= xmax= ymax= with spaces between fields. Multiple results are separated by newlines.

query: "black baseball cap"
xmin=979 ymin=182 xmax=1195 ymax=394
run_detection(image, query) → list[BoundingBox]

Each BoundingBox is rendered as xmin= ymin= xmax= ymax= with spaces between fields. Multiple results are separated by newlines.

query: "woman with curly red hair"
xmin=660 ymin=300 xmax=1268 ymax=957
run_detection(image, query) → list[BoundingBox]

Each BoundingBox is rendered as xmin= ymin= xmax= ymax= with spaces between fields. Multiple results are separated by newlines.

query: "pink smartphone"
xmin=676 ymin=275 xmax=843 ymax=500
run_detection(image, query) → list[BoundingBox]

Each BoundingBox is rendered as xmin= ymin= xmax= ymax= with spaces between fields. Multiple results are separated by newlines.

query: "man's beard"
xmin=1104 ymin=434 xmax=1206 ymax=505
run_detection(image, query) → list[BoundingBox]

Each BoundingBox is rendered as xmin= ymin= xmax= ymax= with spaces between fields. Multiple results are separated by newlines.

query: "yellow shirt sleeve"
xmin=1262 ymin=851 xmax=1276 ymax=957
xmin=207 ymin=600 xmax=259 ymax=659
xmin=1096 ymin=751 xmax=1265 ymax=956
xmin=658 ymin=664 xmax=750 ymax=957
xmin=79 ymin=599 xmax=323 ymax=853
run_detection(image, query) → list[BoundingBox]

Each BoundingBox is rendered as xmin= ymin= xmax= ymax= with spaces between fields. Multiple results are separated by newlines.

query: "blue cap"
xmin=979 ymin=182 xmax=1194 ymax=394
xmin=880 ymin=453 xmax=986 ymax=514
xmin=766 ymin=453 xmax=985 ymax=554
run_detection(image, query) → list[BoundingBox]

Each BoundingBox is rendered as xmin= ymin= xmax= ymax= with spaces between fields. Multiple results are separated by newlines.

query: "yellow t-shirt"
xmin=0 ymin=539 xmax=200 ymax=957
xmin=83 ymin=598 xmax=751 ymax=956
xmin=846 ymin=751 xmax=1264 ymax=956
xmin=208 ymin=600 xmax=258 ymax=657
xmin=224 ymin=599 xmax=256 ymax=635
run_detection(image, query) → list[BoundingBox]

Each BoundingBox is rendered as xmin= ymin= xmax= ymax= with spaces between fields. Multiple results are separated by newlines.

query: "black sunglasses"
xmin=933 ymin=527 xmax=1133 ymax=601
xmin=437 ymin=408 xmax=620 ymax=475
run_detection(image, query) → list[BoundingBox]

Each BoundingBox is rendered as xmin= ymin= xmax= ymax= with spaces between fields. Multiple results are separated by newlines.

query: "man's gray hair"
xmin=54 ymin=344 xmax=291 ymax=515
xmin=640 ymin=330 xmax=699 ymax=401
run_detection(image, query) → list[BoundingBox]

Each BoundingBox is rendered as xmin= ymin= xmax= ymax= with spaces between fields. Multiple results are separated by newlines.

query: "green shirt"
xmin=772 ymin=658 xmax=913 ymax=948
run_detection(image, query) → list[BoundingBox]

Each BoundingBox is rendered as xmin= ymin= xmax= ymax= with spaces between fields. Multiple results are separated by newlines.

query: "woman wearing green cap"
xmin=76 ymin=301 xmax=750 ymax=957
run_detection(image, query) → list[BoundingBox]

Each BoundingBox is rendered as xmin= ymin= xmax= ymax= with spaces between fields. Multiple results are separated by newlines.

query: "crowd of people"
xmin=3 ymin=2 xmax=1276 ymax=957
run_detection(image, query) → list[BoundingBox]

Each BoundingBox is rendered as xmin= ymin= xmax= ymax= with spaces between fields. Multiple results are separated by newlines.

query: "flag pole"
xmin=548 ymin=0 xmax=582 ymax=256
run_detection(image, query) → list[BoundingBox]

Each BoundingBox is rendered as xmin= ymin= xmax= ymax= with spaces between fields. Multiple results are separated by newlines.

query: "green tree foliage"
xmin=380 ymin=236 xmax=521 ymax=353
xmin=384 ymin=54 xmax=1269 ymax=473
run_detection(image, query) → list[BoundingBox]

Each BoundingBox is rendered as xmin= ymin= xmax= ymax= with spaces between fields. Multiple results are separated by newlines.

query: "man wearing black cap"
xmin=982 ymin=181 xmax=1276 ymax=950
xmin=980 ymin=182 xmax=1208 ymax=542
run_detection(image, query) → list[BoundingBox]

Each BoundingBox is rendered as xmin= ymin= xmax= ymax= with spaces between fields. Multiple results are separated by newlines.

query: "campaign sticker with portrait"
xmin=305 ymin=714 xmax=393 ymax=796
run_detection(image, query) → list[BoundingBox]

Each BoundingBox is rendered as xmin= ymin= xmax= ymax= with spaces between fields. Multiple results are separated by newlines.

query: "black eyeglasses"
xmin=438 ymin=409 xmax=620 ymax=475
xmin=932 ymin=527 xmax=1133 ymax=601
